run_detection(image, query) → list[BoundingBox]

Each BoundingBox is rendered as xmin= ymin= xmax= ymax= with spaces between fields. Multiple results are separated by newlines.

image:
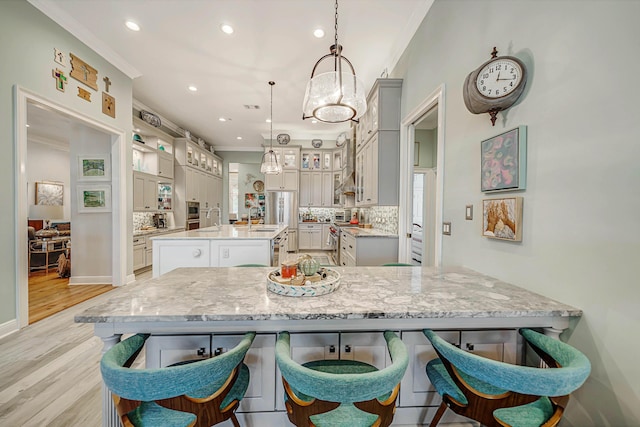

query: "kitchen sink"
xmin=250 ymin=228 xmax=278 ymax=232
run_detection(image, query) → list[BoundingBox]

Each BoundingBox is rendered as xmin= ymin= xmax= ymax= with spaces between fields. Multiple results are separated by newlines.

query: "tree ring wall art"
xmin=481 ymin=126 xmax=527 ymax=192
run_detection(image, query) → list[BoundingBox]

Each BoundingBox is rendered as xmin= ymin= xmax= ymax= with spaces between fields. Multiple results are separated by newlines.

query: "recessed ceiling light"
xmin=25 ymin=124 xmax=30 ymax=128
xmin=236 ymin=136 xmax=243 ymax=140
xmin=313 ymin=28 xmax=325 ymax=38
xmin=125 ymin=21 xmax=140 ymax=31
xmin=220 ymin=24 xmax=234 ymax=34
xmin=219 ymin=117 xmax=226 ymax=122
xmin=311 ymin=119 xmax=318 ymax=124
xmin=188 ymin=85 xmax=198 ymax=92
xmin=265 ymin=118 xmax=272 ymax=123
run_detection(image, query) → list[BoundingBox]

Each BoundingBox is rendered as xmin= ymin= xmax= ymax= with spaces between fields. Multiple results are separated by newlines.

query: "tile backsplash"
xmin=133 ymin=212 xmax=155 ymax=230
xmin=357 ymin=206 xmax=398 ymax=234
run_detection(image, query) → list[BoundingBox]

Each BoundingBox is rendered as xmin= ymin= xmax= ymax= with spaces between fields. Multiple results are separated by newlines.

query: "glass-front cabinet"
xmin=158 ymin=182 xmax=173 ymax=211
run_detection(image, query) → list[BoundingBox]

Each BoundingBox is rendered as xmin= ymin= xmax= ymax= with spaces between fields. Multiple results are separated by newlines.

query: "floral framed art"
xmin=35 ymin=182 xmax=64 ymax=206
xmin=481 ymin=126 xmax=527 ymax=192
xmin=482 ymin=197 xmax=523 ymax=242
xmin=77 ymin=185 xmax=111 ymax=213
xmin=78 ymin=154 xmax=111 ymax=181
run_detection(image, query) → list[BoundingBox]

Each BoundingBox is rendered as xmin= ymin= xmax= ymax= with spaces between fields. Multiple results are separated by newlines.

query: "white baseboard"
xmin=0 ymin=318 xmax=19 ymax=340
xmin=69 ymin=276 xmax=112 ymax=285
xmin=126 ymin=273 xmax=136 ymax=284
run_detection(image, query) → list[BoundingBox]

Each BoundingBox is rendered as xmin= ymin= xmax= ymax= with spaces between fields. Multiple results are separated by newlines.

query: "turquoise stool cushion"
xmin=493 ymin=397 xmax=554 ymax=427
xmin=126 ymin=401 xmax=196 ymax=427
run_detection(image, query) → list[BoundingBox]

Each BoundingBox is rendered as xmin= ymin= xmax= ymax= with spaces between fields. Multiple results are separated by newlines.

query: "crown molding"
xmin=27 ymin=0 xmax=141 ymax=79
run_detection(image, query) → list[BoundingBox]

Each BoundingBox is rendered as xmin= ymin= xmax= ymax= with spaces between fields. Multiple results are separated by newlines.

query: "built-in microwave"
xmin=334 ymin=209 xmax=351 ymax=222
xmin=187 ymin=201 xmax=200 ymax=220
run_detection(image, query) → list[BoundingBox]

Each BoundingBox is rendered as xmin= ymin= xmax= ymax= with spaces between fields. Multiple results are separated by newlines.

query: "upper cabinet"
xmin=355 ymin=79 xmax=403 ymax=207
xmin=174 ymin=138 xmax=223 ymax=178
xmin=132 ymin=117 xmax=175 ymax=178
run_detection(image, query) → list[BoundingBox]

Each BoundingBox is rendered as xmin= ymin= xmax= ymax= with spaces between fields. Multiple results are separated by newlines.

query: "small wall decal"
xmin=54 ymin=48 xmax=65 ymax=66
xmin=103 ymin=76 xmax=112 ymax=93
xmin=77 ymin=87 xmax=91 ymax=102
xmin=52 ymin=68 xmax=68 ymax=92
xmin=102 ymin=92 xmax=115 ymax=118
xmin=70 ymin=53 xmax=98 ymax=91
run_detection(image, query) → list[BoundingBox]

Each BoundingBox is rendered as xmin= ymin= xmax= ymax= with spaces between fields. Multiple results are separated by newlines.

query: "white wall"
xmin=392 ymin=1 xmax=640 ymax=425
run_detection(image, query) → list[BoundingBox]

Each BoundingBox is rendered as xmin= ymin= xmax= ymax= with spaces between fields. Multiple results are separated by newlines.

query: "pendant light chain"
xmin=334 ymin=0 xmax=339 ymax=50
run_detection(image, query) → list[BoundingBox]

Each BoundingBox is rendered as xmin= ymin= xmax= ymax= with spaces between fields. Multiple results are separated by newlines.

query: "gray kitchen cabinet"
xmin=398 ymin=329 xmax=518 ymax=408
xmin=298 ymin=223 xmax=322 ymax=250
xmin=133 ymin=171 xmax=159 ymax=212
xmin=339 ymin=231 xmax=399 ymax=266
xmin=133 ymin=236 xmax=146 ymax=271
xmin=299 ymin=171 xmax=332 ymax=207
xmin=355 ymin=79 xmax=402 ymax=207
xmin=265 ymin=169 xmax=298 ymax=191
xmin=146 ymin=333 xmax=276 ymax=414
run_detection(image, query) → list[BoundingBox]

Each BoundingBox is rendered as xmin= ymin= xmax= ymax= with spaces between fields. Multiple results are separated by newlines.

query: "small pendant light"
xmin=302 ymin=0 xmax=367 ymax=123
xmin=261 ymin=81 xmax=282 ymax=174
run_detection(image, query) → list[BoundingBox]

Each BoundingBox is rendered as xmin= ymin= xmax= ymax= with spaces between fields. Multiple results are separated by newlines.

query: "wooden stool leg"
xmin=430 ymin=401 xmax=448 ymax=427
xmin=230 ymin=413 xmax=241 ymax=427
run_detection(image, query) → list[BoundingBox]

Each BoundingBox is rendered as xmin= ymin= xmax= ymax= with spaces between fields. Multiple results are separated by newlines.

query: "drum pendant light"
xmin=302 ymin=0 xmax=367 ymax=123
xmin=261 ymin=81 xmax=282 ymax=174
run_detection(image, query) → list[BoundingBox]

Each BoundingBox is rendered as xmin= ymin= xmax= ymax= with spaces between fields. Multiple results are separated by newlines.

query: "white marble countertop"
xmin=149 ymin=224 xmax=288 ymax=240
xmin=75 ymin=266 xmax=581 ymax=325
xmin=133 ymin=226 xmax=185 ymax=237
xmin=340 ymin=227 xmax=398 ymax=238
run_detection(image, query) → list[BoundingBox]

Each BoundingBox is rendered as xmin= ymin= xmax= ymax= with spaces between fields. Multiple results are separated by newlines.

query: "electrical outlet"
xmin=465 ymin=205 xmax=473 ymax=220
xmin=222 ymin=248 xmax=229 ymax=258
xmin=443 ymin=222 xmax=451 ymax=235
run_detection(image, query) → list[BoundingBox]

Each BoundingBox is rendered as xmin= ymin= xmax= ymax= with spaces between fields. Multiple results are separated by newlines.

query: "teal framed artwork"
xmin=77 ymin=185 xmax=111 ymax=213
xmin=481 ymin=126 xmax=527 ymax=192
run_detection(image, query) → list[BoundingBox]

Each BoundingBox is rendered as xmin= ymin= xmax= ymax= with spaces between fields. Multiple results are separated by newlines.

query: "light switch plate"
xmin=465 ymin=205 xmax=473 ymax=220
xmin=443 ymin=222 xmax=451 ymax=235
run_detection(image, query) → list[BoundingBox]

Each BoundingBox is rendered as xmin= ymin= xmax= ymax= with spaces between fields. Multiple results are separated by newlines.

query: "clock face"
xmin=475 ymin=59 xmax=523 ymax=99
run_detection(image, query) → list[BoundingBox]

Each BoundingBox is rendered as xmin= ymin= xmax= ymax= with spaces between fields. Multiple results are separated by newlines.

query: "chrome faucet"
xmin=205 ymin=206 xmax=222 ymax=230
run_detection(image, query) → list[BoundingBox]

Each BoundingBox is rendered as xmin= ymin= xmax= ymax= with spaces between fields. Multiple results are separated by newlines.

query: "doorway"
xmin=15 ymin=87 xmax=128 ymax=328
xmin=399 ymin=85 xmax=445 ymax=266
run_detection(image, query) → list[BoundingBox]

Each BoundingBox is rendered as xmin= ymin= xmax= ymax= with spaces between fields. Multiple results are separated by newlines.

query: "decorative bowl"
xmin=267 ymin=268 xmax=340 ymax=297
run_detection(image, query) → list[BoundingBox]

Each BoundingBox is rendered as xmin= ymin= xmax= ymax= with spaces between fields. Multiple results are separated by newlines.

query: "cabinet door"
xmin=158 ymin=151 xmax=174 ymax=179
xmin=281 ymin=170 xmax=299 ymax=191
xmin=367 ymin=135 xmax=379 ymax=205
xmin=321 ymin=172 xmax=333 ymax=207
xmin=212 ymin=334 xmax=276 ymax=413
xmin=399 ymin=330 xmax=460 ymax=408
xmin=298 ymin=230 xmax=311 ymax=250
xmin=461 ymin=330 xmax=518 ymax=364
xmin=275 ymin=333 xmax=340 ymax=411
xmin=143 ymin=176 xmax=158 ymax=211
xmin=133 ymin=238 xmax=145 ymax=270
xmin=145 ymin=237 xmax=153 ymax=267
xmin=264 ymin=170 xmax=280 ymax=191
xmin=310 ymin=229 xmax=322 ymax=249
xmin=281 ymin=147 xmax=299 ymax=169
xmin=287 ymin=229 xmax=297 ymax=252
xmin=186 ymin=167 xmax=199 ymax=202
xmin=145 ymin=335 xmax=211 ymax=369
xmin=310 ymin=172 xmax=322 ymax=206
xmin=133 ymin=173 xmax=146 ymax=211
xmin=321 ymin=224 xmax=332 ymax=250
xmin=299 ymin=173 xmax=311 ymax=206
xmin=340 ymin=332 xmax=391 ymax=368
xmin=322 ymin=151 xmax=332 ymax=170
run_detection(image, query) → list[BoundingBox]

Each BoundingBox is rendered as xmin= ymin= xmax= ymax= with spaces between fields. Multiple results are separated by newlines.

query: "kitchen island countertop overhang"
xmin=76 ymin=266 xmax=582 ymax=333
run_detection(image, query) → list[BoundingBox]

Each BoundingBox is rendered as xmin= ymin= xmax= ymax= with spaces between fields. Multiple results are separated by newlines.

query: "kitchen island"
xmin=150 ymin=224 xmax=287 ymax=277
xmin=76 ymin=265 xmax=582 ymax=426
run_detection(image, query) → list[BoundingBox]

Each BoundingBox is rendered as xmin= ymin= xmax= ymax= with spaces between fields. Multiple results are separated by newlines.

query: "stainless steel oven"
xmin=187 ymin=201 xmax=200 ymax=230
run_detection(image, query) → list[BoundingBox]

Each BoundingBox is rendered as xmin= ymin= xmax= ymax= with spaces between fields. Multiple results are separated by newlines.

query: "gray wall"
xmin=0 ymin=1 xmax=133 ymax=324
xmin=392 ymin=0 xmax=640 ymax=425
xmin=415 ymin=129 xmax=436 ymax=168
xmin=218 ymin=151 xmax=265 ymax=223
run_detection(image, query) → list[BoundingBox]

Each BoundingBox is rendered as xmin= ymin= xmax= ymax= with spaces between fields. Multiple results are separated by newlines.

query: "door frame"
xmin=399 ymin=84 xmax=445 ymax=266
xmin=14 ymin=85 xmax=128 ymax=328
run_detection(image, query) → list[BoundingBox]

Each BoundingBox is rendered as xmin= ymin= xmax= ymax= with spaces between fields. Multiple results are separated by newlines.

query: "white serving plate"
xmin=267 ymin=268 xmax=340 ymax=297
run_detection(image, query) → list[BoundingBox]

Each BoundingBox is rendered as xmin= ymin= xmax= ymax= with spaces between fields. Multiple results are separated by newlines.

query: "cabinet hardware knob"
xmin=466 ymin=343 xmax=475 ymax=351
xmin=214 ymin=347 xmax=223 ymax=356
xmin=197 ymin=347 xmax=206 ymax=356
xmin=345 ymin=345 xmax=352 ymax=353
xmin=329 ymin=345 xmax=336 ymax=353
xmin=192 ymin=249 xmax=202 ymax=257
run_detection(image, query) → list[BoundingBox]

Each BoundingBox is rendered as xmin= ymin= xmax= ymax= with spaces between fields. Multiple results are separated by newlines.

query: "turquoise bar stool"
xmin=100 ymin=332 xmax=256 ymax=427
xmin=423 ymin=328 xmax=591 ymax=427
xmin=275 ymin=330 xmax=409 ymax=427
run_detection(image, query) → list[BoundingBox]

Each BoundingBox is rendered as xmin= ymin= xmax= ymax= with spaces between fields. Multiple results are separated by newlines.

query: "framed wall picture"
xmin=482 ymin=197 xmax=523 ymax=241
xmin=481 ymin=126 xmax=527 ymax=192
xmin=77 ymin=185 xmax=111 ymax=213
xmin=35 ymin=182 xmax=64 ymax=206
xmin=78 ymin=154 xmax=110 ymax=181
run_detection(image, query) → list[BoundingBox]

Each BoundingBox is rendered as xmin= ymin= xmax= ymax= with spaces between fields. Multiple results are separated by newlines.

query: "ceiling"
xmin=30 ymin=0 xmax=431 ymax=151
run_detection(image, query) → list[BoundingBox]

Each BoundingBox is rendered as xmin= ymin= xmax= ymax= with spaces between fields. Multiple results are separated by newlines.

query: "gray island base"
xmin=76 ymin=266 xmax=582 ymax=426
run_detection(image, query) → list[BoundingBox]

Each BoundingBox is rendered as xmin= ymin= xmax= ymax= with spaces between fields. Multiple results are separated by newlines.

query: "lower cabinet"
xmin=144 ymin=329 xmax=519 ymax=420
xmin=298 ymin=223 xmax=323 ymax=250
xmin=146 ymin=333 xmax=276 ymax=413
xmin=339 ymin=232 xmax=399 ymax=266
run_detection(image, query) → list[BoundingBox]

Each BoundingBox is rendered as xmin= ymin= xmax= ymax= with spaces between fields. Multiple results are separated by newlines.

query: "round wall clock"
xmin=277 ymin=133 xmax=290 ymax=145
xmin=253 ymin=180 xmax=264 ymax=192
xmin=463 ymin=47 xmax=528 ymax=125
xmin=311 ymin=139 xmax=323 ymax=148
